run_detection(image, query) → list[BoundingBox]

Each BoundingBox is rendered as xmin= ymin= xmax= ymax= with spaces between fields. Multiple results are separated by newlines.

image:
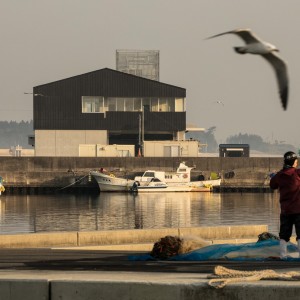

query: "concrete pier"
xmin=1 ymin=269 xmax=300 ymax=300
xmin=0 ymin=246 xmax=300 ymax=300
xmin=1 ymin=226 xmax=300 ymax=299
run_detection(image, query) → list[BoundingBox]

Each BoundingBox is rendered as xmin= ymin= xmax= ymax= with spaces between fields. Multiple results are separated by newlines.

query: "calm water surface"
xmin=0 ymin=192 xmax=281 ymax=235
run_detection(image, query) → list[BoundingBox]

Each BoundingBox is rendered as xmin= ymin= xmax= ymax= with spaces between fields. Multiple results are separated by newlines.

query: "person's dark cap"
xmin=284 ymin=151 xmax=298 ymax=167
xmin=284 ymin=151 xmax=297 ymax=160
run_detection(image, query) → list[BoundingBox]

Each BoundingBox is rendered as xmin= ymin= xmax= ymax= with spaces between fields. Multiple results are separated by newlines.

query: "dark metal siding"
xmin=33 ymin=68 xmax=186 ymax=131
xmin=106 ymin=112 xmax=186 ymax=131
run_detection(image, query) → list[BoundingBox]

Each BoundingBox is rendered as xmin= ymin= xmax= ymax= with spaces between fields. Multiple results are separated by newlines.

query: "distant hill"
xmin=0 ymin=120 xmax=33 ymax=149
xmin=226 ymin=133 xmax=298 ymax=155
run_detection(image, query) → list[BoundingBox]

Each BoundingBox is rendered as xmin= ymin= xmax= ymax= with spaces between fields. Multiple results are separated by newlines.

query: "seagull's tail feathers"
xmin=234 ymin=47 xmax=246 ymax=54
xmin=280 ymin=87 xmax=288 ymax=110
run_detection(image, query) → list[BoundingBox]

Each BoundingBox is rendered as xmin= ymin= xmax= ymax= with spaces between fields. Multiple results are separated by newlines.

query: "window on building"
xmin=82 ymin=97 xmax=103 ymax=113
xmin=125 ymin=98 xmax=134 ymax=111
xmin=175 ymin=98 xmax=185 ymax=112
xmin=108 ymin=98 xmax=117 ymax=111
xmin=116 ymin=98 xmax=125 ymax=111
xmin=151 ymin=98 xmax=159 ymax=112
xmin=168 ymin=98 xmax=175 ymax=111
xmin=143 ymin=98 xmax=151 ymax=109
xmin=133 ymin=98 xmax=142 ymax=111
xmin=159 ymin=98 xmax=173 ymax=112
xmin=104 ymin=98 xmax=109 ymax=112
xmin=82 ymin=97 xmax=184 ymax=113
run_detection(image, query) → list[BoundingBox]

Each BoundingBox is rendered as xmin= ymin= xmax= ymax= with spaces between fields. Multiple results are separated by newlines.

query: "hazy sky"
xmin=1 ymin=0 xmax=299 ymax=147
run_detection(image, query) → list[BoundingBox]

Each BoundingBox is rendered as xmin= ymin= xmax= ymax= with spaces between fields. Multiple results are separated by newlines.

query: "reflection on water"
xmin=0 ymin=192 xmax=281 ymax=234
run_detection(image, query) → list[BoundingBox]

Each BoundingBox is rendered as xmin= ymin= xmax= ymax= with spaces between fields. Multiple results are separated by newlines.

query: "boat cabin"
xmin=135 ymin=162 xmax=194 ymax=183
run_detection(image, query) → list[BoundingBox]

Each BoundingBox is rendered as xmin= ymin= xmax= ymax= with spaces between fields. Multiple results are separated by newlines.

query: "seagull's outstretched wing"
xmin=206 ymin=28 xmax=289 ymax=110
xmin=206 ymin=29 xmax=262 ymax=44
xmin=262 ymin=52 xmax=289 ymax=110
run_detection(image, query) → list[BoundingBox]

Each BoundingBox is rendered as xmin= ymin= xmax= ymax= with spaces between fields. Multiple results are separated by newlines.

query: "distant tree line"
xmin=226 ymin=133 xmax=298 ymax=155
xmin=0 ymin=121 xmax=297 ymax=154
xmin=0 ymin=120 xmax=33 ymax=149
xmin=186 ymin=127 xmax=298 ymax=154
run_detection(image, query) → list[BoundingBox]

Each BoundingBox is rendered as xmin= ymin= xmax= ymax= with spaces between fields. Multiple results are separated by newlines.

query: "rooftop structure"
xmin=116 ymin=50 xmax=159 ymax=81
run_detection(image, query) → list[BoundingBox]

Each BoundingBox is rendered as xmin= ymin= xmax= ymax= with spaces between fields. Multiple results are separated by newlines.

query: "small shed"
xmin=144 ymin=140 xmax=199 ymax=157
xmin=219 ymin=144 xmax=250 ymax=157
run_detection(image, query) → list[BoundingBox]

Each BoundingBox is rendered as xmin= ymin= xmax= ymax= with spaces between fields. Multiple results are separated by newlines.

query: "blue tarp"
xmin=129 ymin=240 xmax=300 ymax=261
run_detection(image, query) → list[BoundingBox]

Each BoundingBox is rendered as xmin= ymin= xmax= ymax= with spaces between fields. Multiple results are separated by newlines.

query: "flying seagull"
xmin=214 ymin=101 xmax=225 ymax=106
xmin=206 ymin=29 xmax=289 ymax=110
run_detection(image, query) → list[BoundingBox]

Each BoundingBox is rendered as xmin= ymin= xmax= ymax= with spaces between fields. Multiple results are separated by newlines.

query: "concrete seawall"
xmin=0 ymin=225 xmax=268 ymax=248
xmin=0 ymin=156 xmax=283 ymax=191
xmin=2 ymin=274 xmax=300 ymax=300
xmin=2 ymin=225 xmax=300 ymax=300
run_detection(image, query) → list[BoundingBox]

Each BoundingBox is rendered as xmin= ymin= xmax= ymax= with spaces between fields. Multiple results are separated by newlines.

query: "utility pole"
xmin=138 ymin=113 xmax=142 ymax=153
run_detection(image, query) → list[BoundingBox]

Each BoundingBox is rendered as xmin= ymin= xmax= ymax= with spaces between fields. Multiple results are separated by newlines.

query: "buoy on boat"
xmin=0 ymin=176 xmax=4 ymax=195
xmin=0 ymin=185 xmax=5 ymax=195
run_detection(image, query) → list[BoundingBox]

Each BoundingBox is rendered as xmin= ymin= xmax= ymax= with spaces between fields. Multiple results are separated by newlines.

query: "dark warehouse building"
xmin=32 ymin=68 xmax=187 ymax=156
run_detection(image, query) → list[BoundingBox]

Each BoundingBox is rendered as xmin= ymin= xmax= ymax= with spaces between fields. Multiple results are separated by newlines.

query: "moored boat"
xmin=90 ymin=162 xmax=220 ymax=193
xmin=90 ymin=171 xmax=134 ymax=192
xmin=134 ymin=162 xmax=221 ymax=188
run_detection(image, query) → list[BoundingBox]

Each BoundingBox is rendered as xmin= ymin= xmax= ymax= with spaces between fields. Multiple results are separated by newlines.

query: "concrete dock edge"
xmin=1 ymin=274 xmax=300 ymax=300
xmin=50 ymin=280 xmax=300 ymax=300
xmin=0 ymin=232 xmax=78 ymax=248
xmin=0 ymin=225 xmax=268 ymax=248
xmin=0 ymin=279 xmax=49 ymax=300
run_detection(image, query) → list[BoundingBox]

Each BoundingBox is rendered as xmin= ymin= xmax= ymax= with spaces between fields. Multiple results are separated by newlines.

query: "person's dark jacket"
xmin=270 ymin=167 xmax=300 ymax=214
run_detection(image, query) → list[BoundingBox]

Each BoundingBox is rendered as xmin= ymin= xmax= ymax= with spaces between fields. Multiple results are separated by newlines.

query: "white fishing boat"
xmin=134 ymin=162 xmax=221 ymax=187
xmin=89 ymin=171 xmax=134 ymax=192
xmin=90 ymin=162 xmax=221 ymax=193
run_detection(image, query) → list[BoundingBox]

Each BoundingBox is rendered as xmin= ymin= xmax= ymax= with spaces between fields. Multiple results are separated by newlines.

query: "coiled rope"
xmin=208 ymin=266 xmax=300 ymax=289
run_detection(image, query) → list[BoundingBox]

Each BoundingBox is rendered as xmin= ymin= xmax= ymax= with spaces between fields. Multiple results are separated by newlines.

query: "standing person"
xmin=270 ymin=151 xmax=300 ymax=259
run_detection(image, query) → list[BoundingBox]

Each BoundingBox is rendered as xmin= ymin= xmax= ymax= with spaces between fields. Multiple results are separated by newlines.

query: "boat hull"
xmin=167 ymin=179 xmax=221 ymax=188
xmin=137 ymin=186 xmax=211 ymax=193
xmin=90 ymin=171 xmax=134 ymax=192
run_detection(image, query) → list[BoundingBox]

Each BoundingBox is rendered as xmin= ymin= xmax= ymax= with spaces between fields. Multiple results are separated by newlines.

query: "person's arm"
xmin=270 ymin=174 xmax=279 ymax=189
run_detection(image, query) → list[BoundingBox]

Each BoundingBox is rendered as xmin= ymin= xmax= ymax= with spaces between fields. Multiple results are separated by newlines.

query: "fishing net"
xmin=150 ymin=236 xmax=182 ymax=259
xmin=172 ymin=239 xmax=298 ymax=261
xmin=129 ymin=233 xmax=299 ymax=261
xmin=150 ymin=235 xmax=209 ymax=259
xmin=257 ymin=231 xmax=279 ymax=242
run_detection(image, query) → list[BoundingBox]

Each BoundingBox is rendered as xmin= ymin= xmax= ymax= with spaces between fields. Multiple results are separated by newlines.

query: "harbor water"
xmin=0 ymin=192 xmax=281 ymax=235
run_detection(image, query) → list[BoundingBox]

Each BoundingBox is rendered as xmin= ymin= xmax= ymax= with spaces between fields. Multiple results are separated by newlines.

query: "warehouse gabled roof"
xmin=34 ymin=68 xmax=185 ymax=98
